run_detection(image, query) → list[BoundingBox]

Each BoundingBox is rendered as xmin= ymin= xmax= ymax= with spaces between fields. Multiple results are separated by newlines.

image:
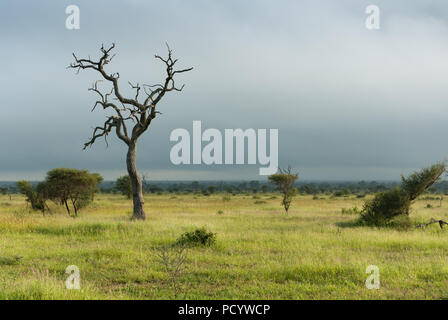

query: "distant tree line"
xmin=4 ymin=179 xmax=448 ymax=197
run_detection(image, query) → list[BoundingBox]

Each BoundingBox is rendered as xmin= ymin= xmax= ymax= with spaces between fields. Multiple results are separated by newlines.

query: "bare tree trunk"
xmin=127 ymin=143 xmax=146 ymax=220
xmin=64 ymin=199 xmax=71 ymax=216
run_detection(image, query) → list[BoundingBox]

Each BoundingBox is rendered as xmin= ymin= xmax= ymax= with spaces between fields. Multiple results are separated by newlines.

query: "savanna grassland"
xmin=0 ymin=192 xmax=447 ymax=300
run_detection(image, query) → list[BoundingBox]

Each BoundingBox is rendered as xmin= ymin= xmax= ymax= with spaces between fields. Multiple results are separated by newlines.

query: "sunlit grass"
xmin=0 ymin=193 xmax=447 ymax=299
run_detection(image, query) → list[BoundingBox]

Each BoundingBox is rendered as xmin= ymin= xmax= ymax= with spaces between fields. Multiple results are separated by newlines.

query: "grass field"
xmin=0 ymin=192 xmax=447 ymax=300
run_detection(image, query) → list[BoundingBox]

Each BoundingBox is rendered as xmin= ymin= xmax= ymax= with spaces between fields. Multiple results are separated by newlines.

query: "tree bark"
xmin=64 ymin=199 xmax=71 ymax=216
xmin=127 ymin=142 xmax=146 ymax=220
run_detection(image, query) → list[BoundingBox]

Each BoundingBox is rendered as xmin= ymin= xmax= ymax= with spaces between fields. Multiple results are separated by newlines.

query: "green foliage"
xmin=360 ymin=162 xmax=446 ymax=227
xmin=401 ymin=162 xmax=446 ymax=201
xmin=268 ymin=167 xmax=298 ymax=213
xmin=176 ymin=227 xmax=216 ymax=247
xmin=207 ymin=185 xmax=216 ymax=194
xmin=115 ymin=175 xmax=132 ymax=199
xmin=17 ymin=181 xmax=46 ymax=212
xmin=41 ymin=168 xmax=103 ymax=217
xmin=360 ymin=187 xmax=410 ymax=225
xmin=333 ymin=189 xmax=349 ymax=197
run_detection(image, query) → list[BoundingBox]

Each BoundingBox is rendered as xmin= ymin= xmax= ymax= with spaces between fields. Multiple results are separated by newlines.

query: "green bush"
xmin=176 ymin=228 xmax=216 ymax=247
xmin=360 ymin=187 xmax=410 ymax=225
xmin=388 ymin=214 xmax=412 ymax=230
xmin=360 ymin=162 xmax=446 ymax=227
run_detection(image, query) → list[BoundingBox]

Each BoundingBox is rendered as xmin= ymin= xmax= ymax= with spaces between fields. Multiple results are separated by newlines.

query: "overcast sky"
xmin=1 ymin=0 xmax=448 ymax=181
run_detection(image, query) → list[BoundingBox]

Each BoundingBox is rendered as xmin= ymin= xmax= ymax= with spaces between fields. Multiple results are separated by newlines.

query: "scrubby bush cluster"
xmin=360 ymin=162 xmax=446 ymax=226
xmin=176 ymin=228 xmax=216 ymax=247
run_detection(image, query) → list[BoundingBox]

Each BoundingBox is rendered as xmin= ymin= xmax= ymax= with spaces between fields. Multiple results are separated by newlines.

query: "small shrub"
xmin=333 ymin=190 xmax=348 ymax=197
xmin=217 ymin=210 xmax=224 ymax=215
xmin=312 ymin=195 xmax=319 ymax=200
xmin=356 ymin=194 xmax=366 ymax=198
xmin=176 ymin=228 xmax=216 ymax=247
xmin=388 ymin=214 xmax=412 ymax=230
xmin=254 ymin=200 xmax=267 ymax=204
xmin=222 ymin=196 xmax=231 ymax=202
xmin=360 ymin=188 xmax=410 ymax=226
xmin=360 ymin=162 xmax=446 ymax=227
xmin=155 ymin=246 xmax=188 ymax=299
xmin=426 ymin=204 xmax=432 ymax=208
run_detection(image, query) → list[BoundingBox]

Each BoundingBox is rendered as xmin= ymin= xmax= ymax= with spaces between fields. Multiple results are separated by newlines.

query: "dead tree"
xmin=416 ymin=218 xmax=448 ymax=229
xmin=69 ymin=43 xmax=192 ymax=220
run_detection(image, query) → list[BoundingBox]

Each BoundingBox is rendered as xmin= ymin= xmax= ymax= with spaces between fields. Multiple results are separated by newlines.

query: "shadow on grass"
xmin=336 ymin=216 xmax=414 ymax=231
xmin=335 ymin=219 xmax=362 ymax=229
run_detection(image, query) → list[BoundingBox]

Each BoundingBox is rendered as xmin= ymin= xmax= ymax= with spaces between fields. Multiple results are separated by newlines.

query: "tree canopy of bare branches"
xmin=69 ymin=43 xmax=192 ymax=220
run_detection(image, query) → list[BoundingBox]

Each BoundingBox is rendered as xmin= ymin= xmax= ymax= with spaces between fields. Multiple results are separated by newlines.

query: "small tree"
xmin=17 ymin=181 xmax=47 ymax=212
xmin=41 ymin=168 xmax=103 ymax=217
xmin=361 ymin=162 xmax=446 ymax=225
xmin=268 ymin=167 xmax=299 ymax=213
xmin=207 ymin=185 xmax=216 ymax=194
xmin=115 ymin=175 xmax=132 ymax=199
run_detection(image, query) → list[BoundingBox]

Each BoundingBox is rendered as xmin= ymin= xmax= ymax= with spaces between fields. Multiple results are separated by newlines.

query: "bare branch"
xmin=69 ymin=43 xmax=192 ymax=148
xmin=416 ymin=218 xmax=448 ymax=229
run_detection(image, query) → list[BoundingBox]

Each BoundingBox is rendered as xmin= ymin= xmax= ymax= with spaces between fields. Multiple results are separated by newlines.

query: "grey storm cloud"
xmin=1 ymin=0 xmax=448 ymax=180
